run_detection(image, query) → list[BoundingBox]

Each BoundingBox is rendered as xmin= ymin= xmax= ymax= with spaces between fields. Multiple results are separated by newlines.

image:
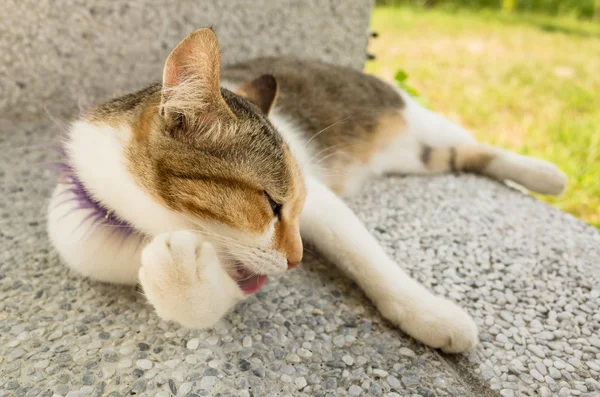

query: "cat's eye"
xmin=265 ymin=192 xmax=282 ymax=220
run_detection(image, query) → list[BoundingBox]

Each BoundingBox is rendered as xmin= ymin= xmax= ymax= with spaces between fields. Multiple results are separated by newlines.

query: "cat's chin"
xmin=228 ymin=264 xmax=268 ymax=294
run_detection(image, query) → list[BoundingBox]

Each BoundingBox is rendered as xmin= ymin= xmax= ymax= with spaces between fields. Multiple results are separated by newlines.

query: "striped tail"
xmin=421 ymin=144 xmax=567 ymax=196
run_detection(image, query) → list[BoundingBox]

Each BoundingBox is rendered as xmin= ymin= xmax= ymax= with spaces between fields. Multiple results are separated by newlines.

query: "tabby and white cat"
xmin=47 ymin=29 xmax=566 ymax=353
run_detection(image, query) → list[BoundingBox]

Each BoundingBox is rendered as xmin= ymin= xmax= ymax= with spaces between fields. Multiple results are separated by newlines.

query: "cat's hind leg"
xmin=371 ymin=90 xmax=567 ymax=195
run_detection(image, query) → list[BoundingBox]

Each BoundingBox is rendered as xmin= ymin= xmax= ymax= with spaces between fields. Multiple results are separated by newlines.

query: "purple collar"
xmin=52 ymin=148 xmax=139 ymax=237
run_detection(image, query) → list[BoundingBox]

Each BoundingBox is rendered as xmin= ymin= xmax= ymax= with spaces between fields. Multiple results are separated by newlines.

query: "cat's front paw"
xmin=139 ymin=231 xmax=243 ymax=328
xmin=379 ymin=295 xmax=478 ymax=353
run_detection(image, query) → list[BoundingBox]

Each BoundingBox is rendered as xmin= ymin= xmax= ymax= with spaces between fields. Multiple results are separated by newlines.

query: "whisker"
xmin=303 ymin=115 xmax=352 ymax=148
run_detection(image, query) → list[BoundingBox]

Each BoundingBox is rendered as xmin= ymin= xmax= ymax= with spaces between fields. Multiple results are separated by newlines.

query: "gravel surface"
xmin=1 ymin=120 xmax=599 ymax=396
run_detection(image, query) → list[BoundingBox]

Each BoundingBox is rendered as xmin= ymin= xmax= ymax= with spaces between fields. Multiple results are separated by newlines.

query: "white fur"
xmin=47 ymin=183 xmax=146 ymax=284
xmin=66 ymin=121 xmax=191 ymax=235
xmin=139 ymin=231 xmax=244 ymax=328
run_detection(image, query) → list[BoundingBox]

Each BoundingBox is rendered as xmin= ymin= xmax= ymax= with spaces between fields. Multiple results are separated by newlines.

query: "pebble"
xmin=333 ymin=335 xmax=345 ymax=347
xmin=342 ymin=355 xmax=354 ymax=366
xmin=398 ymin=347 xmax=416 ymax=357
xmin=373 ymin=369 xmax=389 ymax=377
xmin=386 ymin=375 xmax=401 ymax=389
xmin=117 ymin=359 xmax=132 ymax=369
xmin=528 ymin=345 xmax=546 ymax=358
xmin=136 ymin=359 xmax=152 ymax=370
xmin=186 ymin=338 xmax=200 ymax=350
xmin=348 ymin=385 xmax=363 ymax=396
xmin=295 ymin=376 xmax=307 ymax=389
xmin=200 ymin=376 xmax=216 ymax=389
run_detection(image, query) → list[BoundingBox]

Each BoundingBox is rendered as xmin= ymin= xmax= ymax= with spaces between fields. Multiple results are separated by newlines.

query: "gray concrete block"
xmin=0 ymin=0 xmax=374 ymax=122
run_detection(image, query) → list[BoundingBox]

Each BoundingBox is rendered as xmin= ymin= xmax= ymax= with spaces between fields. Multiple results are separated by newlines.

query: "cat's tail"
xmin=420 ymin=143 xmax=567 ymax=195
xmin=394 ymin=88 xmax=567 ymax=196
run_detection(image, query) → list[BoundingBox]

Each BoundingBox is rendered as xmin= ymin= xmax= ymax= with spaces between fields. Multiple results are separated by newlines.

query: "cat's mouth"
xmin=228 ymin=263 xmax=267 ymax=294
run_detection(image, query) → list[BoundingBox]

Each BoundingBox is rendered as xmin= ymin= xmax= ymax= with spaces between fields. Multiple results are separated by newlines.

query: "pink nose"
xmin=287 ymin=260 xmax=299 ymax=269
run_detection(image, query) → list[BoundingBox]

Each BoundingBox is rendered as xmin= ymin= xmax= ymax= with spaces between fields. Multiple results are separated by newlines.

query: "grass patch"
xmin=366 ymin=6 xmax=600 ymax=228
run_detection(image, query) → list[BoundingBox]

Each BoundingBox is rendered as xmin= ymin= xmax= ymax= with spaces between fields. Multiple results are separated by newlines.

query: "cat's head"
xmin=129 ymin=28 xmax=305 ymax=293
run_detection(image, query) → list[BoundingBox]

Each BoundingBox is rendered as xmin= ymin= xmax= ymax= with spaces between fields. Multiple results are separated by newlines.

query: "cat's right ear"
xmin=159 ymin=28 xmax=233 ymax=123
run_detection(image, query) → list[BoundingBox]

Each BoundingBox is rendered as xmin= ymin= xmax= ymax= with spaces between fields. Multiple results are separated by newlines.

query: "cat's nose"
xmin=287 ymin=260 xmax=299 ymax=269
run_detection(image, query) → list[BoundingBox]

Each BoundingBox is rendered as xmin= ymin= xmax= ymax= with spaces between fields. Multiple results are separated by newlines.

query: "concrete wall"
xmin=0 ymin=0 xmax=374 ymax=123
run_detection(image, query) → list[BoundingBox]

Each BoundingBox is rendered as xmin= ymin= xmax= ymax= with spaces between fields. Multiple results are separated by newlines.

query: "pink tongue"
xmin=237 ymin=274 xmax=268 ymax=294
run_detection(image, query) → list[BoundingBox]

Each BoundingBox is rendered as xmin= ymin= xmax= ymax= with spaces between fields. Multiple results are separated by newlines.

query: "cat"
xmin=47 ymin=28 xmax=566 ymax=353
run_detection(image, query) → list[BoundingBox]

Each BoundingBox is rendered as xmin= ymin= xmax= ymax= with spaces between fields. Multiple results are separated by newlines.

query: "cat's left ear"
xmin=237 ymin=74 xmax=278 ymax=115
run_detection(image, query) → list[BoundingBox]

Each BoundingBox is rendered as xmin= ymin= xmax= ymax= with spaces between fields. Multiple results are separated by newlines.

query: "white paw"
xmin=379 ymin=295 xmax=479 ymax=353
xmin=494 ymin=153 xmax=567 ymax=195
xmin=139 ymin=231 xmax=243 ymax=328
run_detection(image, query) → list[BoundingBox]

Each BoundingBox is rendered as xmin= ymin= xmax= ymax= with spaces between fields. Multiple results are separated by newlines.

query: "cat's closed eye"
xmin=264 ymin=192 xmax=282 ymax=220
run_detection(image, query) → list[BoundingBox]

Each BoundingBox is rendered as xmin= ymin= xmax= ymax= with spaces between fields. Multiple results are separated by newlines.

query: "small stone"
xmin=348 ymin=385 xmax=362 ymax=396
xmin=401 ymin=372 xmax=420 ymax=387
xmin=539 ymin=387 xmax=552 ymax=397
xmin=295 ymin=376 xmax=307 ymax=389
xmin=373 ymin=369 xmax=389 ymax=377
xmin=286 ymin=354 xmax=301 ymax=363
xmin=558 ymin=387 xmax=571 ymax=397
xmin=530 ymin=369 xmax=544 ymax=382
xmin=186 ymin=338 xmax=200 ymax=350
xmin=386 ymin=375 xmax=401 ymax=389
xmin=179 ymin=382 xmax=192 ymax=395
xmin=132 ymin=369 xmax=144 ymax=378
xmin=535 ymin=361 xmax=547 ymax=376
xmin=398 ymin=347 xmax=416 ymax=358
xmin=342 ymin=355 xmax=354 ymax=366
xmin=130 ymin=379 xmax=147 ymax=394
xmin=117 ymin=359 xmax=132 ymax=368
xmin=164 ymin=359 xmax=180 ymax=368
xmin=587 ymin=361 xmax=600 ymax=371
xmin=137 ymin=359 xmax=152 ymax=370
xmin=9 ymin=348 xmax=25 ymax=361
xmin=34 ymin=360 xmax=49 ymax=369
xmin=119 ymin=345 xmax=134 ymax=355
xmin=281 ymin=374 xmax=292 ymax=383
xmin=242 ymin=336 xmax=252 ymax=348
xmin=200 ymin=376 xmax=216 ymax=389
xmin=138 ymin=343 xmax=150 ymax=351
xmin=91 ymin=382 xmax=105 ymax=397
xmin=324 ymin=377 xmax=337 ymax=389
xmin=333 ymin=335 xmax=345 ymax=347
xmin=509 ymin=359 xmax=526 ymax=372
xmin=238 ymin=359 xmax=251 ymax=371
xmin=297 ymin=348 xmax=312 ymax=358
xmin=168 ymin=379 xmax=177 ymax=395
xmin=549 ymin=367 xmax=561 ymax=379
xmin=500 ymin=390 xmax=515 ymax=397
xmin=528 ymin=345 xmax=546 ymax=358
xmin=500 ymin=311 xmax=514 ymax=323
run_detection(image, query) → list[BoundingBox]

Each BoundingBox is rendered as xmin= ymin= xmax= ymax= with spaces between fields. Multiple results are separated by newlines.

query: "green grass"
xmin=366 ymin=6 xmax=600 ymax=228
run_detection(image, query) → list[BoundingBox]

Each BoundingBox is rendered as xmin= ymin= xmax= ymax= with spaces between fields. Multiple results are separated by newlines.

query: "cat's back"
xmin=223 ymin=57 xmax=403 ymax=113
xmin=222 ymin=57 xmax=407 ymax=193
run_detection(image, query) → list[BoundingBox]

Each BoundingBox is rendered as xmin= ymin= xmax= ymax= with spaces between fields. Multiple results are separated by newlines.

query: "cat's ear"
xmin=160 ymin=28 xmax=233 ymax=122
xmin=237 ymin=74 xmax=278 ymax=115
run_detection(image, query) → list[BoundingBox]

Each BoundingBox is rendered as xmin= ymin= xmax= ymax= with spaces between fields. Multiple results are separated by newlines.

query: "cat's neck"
xmin=55 ymin=151 xmax=138 ymax=237
xmin=63 ymin=120 xmax=190 ymax=236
